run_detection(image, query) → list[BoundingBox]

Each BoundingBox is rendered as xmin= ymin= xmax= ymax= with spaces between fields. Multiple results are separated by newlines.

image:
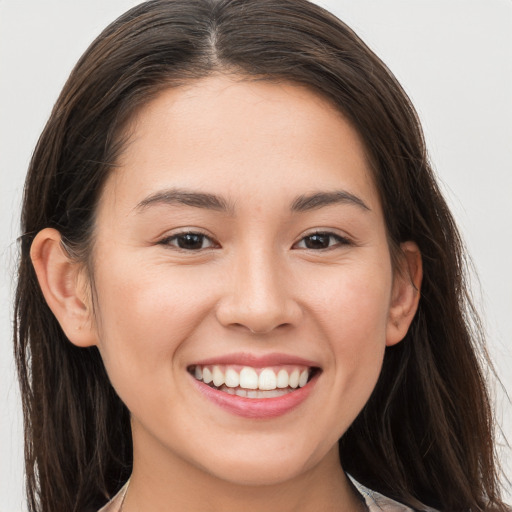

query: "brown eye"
xmin=161 ymin=232 xmax=216 ymax=250
xmin=295 ymin=232 xmax=350 ymax=250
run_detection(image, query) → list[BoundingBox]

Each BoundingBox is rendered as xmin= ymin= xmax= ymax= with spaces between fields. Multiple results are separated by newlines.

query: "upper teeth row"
xmin=193 ymin=366 xmax=310 ymax=391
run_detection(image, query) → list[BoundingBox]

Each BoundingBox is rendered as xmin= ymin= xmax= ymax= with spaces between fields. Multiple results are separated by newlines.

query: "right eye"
xmin=159 ymin=232 xmax=217 ymax=251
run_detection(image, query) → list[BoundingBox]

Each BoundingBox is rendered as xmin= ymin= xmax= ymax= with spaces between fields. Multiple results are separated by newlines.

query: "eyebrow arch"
xmin=291 ymin=190 xmax=370 ymax=212
xmin=135 ymin=188 xmax=234 ymax=214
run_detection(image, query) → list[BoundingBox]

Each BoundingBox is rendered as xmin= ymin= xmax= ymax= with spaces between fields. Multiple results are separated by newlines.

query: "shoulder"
xmin=349 ymin=475 xmax=439 ymax=512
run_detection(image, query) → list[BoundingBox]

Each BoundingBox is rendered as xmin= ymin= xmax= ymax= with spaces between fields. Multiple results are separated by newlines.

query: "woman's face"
xmin=88 ymin=75 xmax=416 ymax=485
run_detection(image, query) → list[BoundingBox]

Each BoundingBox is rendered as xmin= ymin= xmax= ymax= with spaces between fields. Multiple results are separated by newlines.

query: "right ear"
xmin=30 ymin=228 xmax=97 ymax=347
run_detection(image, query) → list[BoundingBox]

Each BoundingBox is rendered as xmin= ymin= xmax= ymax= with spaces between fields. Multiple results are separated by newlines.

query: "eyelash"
xmin=158 ymin=230 xmax=351 ymax=252
xmin=158 ymin=232 xmax=218 ymax=251
xmin=293 ymin=232 xmax=352 ymax=250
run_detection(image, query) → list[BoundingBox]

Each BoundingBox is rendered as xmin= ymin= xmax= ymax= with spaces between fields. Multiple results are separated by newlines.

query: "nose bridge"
xmin=216 ymin=241 xmax=299 ymax=333
xmin=240 ymin=245 xmax=281 ymax=309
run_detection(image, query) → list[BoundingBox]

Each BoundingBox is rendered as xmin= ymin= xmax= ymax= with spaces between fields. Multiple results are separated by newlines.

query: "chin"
xmin=205 ymin=459 xmax=309 ymax=487
xmin=194 ymin=440 xmax=329 ymax=487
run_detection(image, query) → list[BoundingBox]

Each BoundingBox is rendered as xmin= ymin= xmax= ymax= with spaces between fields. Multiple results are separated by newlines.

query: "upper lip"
xmin=189 ymin=352 xmax=320 ymax=368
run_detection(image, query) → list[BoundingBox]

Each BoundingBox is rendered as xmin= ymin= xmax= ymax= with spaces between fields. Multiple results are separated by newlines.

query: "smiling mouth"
xmin=188 ymin=364 xmax=320 ymax=399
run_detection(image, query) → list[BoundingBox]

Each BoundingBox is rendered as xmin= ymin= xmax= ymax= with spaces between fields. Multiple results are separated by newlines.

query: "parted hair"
xmin=14 ymin=1 xmax=507 ymax=511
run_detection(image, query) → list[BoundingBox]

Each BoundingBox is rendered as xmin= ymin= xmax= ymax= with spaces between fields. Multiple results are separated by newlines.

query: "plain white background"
xmin=0 ymin=1 xmax=510 ymax=510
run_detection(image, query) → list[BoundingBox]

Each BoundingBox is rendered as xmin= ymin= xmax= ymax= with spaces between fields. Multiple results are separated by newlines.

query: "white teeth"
xmin=258 ymin=368 xmax=277 ymax=390
xmin=212 ymin=366 xmax=224 ymax=387
xmin=203 ymin=367 xmax=213 ymax=384
xmin=298 ymin=369 xmax=309 ymax=387
xmin=247 ymin=388 xmax=293 ymax=399
xmin=267 ymin=389 xmax=288 ymax=398
xmin=239 ymin=367 xmax=259 ymax=390
xmin=276 ymin=369 xmax=289 ymax=388
xmin=218 ymin=385 xmax=294 ymax=399
xmin=192 ymin=364 xmax=314 ymax=393
xmin=225 ymin=368 xmax=240 ymax=388
xmin=289 ymin=369 xmax=300 ymax=388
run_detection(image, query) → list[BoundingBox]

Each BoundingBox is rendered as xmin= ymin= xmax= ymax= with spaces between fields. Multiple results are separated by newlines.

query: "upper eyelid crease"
xmin=295 ymin=232 xmax=351 ymax=246
xmin=160 ymin=231 xmax=214 ymax=241
xmin=160 ymin=232 xmax=218 ymax=250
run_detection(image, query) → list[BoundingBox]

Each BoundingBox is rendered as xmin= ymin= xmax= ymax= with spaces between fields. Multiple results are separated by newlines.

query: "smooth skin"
xmin=31 ymin=75 xmax=422 ymax=511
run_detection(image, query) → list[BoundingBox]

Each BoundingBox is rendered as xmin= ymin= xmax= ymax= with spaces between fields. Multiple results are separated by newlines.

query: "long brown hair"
xmin=14 ymin=1 xmax=507 ymax=511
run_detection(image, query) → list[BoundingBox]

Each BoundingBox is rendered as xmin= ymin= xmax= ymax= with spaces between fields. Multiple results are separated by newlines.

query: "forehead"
xmin=100 ymin=75 xmax=380 ymax=216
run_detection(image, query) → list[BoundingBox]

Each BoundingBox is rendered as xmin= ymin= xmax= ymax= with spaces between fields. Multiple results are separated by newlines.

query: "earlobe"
xmin=386 ymin=241 xmax=422 ymax=347
xmin=30 ymin=228 xmax=97 ymax=347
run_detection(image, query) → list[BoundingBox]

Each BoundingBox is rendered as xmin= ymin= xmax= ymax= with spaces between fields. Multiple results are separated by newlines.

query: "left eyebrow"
xmin=290 ymin=190 xmax=370 ymax=212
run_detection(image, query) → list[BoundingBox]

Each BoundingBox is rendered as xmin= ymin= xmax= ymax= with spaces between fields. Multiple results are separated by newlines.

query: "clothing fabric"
xmin=97 ymin=477 xmax=437 ymax=511
xmin=97 ymin=481 xmax=127 ymax=512
xmin=349 ymin=476 xmax=437 ymax=512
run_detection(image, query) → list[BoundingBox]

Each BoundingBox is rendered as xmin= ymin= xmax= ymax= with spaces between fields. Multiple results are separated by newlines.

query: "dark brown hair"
xmin=14 ymin=1 xmax=508 ymax=511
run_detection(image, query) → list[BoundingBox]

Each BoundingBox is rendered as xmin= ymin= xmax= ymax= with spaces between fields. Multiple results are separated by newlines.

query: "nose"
xmin=215 ymin=248 xmax=302 ymax=335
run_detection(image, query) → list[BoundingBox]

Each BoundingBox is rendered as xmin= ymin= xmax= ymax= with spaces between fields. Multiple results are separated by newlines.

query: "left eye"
xmin=294 ymin=232 xmax=349 ymax=250
xmin=161 ymin=232 xmax=216 ymax=251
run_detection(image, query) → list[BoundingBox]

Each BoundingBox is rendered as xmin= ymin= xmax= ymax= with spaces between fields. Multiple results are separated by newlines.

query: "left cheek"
xmin=324 ymin=292 xmax=387 ymax=434
xmin=311 ymin=269 xmax=390 ymax=389
xmin=315 ymin=268 xmax=391 ymax=341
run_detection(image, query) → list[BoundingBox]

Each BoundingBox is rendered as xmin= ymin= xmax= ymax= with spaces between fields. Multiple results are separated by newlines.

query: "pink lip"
xmin=191 ymin=352 xmax=319 ymax=368
xmin=190 ymin=371 xmax=319 ymax=419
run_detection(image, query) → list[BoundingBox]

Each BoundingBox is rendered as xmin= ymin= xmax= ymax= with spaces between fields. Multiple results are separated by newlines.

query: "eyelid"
xmin=157 ymin=228 xmax=220 ymax=250
xmin=292 ymin=230 xmax=353 ymax=250
xmin=154 ymin=227 xmax=353 ymax=251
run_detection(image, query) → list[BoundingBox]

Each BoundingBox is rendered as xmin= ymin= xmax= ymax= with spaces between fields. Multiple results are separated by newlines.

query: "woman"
xmin=14 ymin=0 xmax=509 ymax=511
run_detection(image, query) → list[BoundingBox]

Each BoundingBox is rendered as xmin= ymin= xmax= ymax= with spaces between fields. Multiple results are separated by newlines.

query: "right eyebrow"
xmin=134 ymin=188 xmax=234 ymax=214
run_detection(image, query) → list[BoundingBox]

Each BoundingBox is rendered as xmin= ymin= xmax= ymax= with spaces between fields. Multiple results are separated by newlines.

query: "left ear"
xmin=386 ymin=241 xmax=422 ymax=346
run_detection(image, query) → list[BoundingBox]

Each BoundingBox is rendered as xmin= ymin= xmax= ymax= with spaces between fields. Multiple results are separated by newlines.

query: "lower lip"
xmin=191 ymin=374 xmax=318 ymax=419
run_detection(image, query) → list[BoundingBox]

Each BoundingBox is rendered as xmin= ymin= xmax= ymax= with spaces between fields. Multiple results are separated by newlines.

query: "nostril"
xmin=215 ymin=292 xmax=302 ymax=334
xmin=247 ymin=323 xmax=289 ymax=335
